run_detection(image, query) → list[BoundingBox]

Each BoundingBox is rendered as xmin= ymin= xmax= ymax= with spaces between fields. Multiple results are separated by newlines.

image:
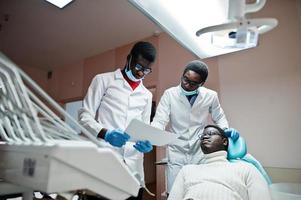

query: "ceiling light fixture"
xmin=128 ymin=0 xmax=278 ymax=59
xmin=196 ymin=0 xmax=278 ymax=49
xmin=46 ymin=0 xmax=74 ymax=9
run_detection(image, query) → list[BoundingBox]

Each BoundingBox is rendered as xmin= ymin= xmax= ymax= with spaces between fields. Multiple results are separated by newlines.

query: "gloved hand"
xmin=104 ymin=129 xmax=130 ymax=147
xmin=224 ymin=128 xmax=240 ymax=141
xmin=133 ymin=140 xmax=153 ymax=153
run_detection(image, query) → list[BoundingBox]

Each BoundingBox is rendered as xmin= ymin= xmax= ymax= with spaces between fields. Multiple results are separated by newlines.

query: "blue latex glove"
xmin=224 ymin=128 xmax=240 ymax=141
xmin=133 ymin=140 xmax=153 ymax=153
xmin=104 ymin=129 xmax=130 ymax=147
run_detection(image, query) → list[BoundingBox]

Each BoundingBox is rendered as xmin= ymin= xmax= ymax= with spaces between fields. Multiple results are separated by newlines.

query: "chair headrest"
xmin=227 ymin=136 xmax=247 ymax=160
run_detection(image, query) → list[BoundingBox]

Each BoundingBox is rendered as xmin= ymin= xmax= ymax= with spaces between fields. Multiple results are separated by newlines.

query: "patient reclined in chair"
xmin=168 ymin=125 xmax=271 ymax=200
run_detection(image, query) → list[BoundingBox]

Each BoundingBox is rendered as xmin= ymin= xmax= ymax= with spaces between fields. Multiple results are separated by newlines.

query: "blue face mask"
xmin=125 ymin=69 xmax=142 ymax=82
xmin=125 ymin=56 xmax=144 ymax=82
xmin=180 ymin=85 xmax=198 ymax=96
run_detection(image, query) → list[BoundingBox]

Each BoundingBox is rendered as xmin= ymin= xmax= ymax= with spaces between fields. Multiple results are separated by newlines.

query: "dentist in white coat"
xmin=151 ymin=60 xmax=240 ymax=193
xmin=79 ymin=41 xmax=156 ymax=200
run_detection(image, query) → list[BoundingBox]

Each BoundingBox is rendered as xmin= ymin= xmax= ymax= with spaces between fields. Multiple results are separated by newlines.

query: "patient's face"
xmin=200 ymin=127 xmax=228 ymax=154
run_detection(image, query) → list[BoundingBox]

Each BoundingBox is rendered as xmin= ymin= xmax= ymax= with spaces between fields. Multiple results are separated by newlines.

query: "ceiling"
xmin=0 ymin=0 xmax=160 ymax=70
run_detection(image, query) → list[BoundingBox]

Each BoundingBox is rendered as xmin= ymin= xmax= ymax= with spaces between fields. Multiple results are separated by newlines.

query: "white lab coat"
xmin=78 ymin=68 xmax=152 ymax=184
xmin=151 ymin=85 xmax=228 ymax=191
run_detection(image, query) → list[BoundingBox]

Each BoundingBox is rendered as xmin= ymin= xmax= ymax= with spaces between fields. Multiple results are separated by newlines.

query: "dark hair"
xmin=204 ymin=124 xmax=228 ymax=150
xmin=183 ymin=60 xmax=208 ymax=83
xmin=130 ymin=41 xmax=156 ymax=63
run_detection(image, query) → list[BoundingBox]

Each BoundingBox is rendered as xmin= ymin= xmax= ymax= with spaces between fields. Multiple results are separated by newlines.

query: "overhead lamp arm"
xmin=250 ymin=18 xmax=278 ymax=34
xmin=196 ymin=18 xmax=278 ymax=36
xmin=196 ymin=22 xmax=239 ymax=36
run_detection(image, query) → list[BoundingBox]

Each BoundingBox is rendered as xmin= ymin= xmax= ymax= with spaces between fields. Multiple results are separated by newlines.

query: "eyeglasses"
xmin=198 ymin=131 xmax=223 ymax=140
xmin=181 ymin=76 xmax=202 ymax=87
xmin=134 ymin=63 xmax=152 ymax=75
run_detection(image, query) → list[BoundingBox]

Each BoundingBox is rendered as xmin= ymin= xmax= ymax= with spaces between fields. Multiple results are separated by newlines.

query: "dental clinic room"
xmin=0 ymin=0 xmax=300 ymax=200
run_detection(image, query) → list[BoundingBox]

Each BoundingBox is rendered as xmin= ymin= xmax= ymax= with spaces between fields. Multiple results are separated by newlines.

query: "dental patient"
xmin=168 ymin=125 xmax=271 ymax=200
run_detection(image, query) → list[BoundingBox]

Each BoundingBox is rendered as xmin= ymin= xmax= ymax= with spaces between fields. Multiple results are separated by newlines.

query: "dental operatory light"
xmin=128 ymin=0 xmax=278 ymax=58
xmin=46 ymin=0 xmax=74 ymax=9
xmin=196 ymin=0 xmax=278 ymax=49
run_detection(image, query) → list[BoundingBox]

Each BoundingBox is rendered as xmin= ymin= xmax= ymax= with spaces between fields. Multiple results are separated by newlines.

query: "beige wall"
xmin=296 ymin=0 xmax=301 ymax=22
xmin=45 ymin=60 xmax=84 ymax=102
xmin=83 ymin=49 xmax=116 ymax=94
xmin=58 ymin=61 xmax=84 ymax=102
xmin=21 ymin=65 xmax=48 ymax=91
xmin=218 ymin=0 xmax=301 ymax=168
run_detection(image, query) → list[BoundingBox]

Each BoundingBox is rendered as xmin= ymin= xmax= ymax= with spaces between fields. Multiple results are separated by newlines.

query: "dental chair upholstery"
xmin=227 ymin=137 xmax=272 ymax=184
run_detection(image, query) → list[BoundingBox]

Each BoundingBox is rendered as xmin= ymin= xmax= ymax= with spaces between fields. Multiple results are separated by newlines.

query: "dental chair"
xmin=228 ymin=137 xmax=301 ymax=200
xmin=227 ymin=136 xmax=273 ymax=184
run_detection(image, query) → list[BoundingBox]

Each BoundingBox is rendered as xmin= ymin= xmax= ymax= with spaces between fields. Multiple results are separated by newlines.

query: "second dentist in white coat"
xmin=151 ymin=60 xmax=239 ymax=192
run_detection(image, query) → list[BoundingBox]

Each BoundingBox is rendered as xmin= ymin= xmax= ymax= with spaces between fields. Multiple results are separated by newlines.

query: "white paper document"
xmin=125 ymin=119 xmax=179 ymax=146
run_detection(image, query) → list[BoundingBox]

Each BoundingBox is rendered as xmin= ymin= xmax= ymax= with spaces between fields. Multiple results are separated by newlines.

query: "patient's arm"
xmin=167 ymin=168 xmax=185 ymax=200
xmin=246 ymin=164 xmax=271 ymax=200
